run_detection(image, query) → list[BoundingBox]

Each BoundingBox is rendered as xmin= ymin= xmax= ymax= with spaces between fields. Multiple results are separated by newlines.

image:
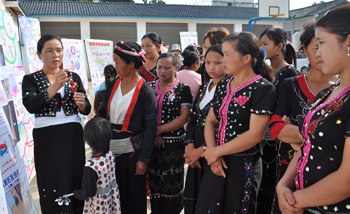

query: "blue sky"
xmin=133 ymin=0 xmax=333 ymax=10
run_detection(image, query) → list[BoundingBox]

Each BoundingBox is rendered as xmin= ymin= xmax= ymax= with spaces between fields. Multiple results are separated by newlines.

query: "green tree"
xmin=312 ymin=0 xmax=325 ymax=6
xmin=99 ymin=0 xmax=135 ymax=2
xmin=150 ymin=0 xmax=165 ymax=4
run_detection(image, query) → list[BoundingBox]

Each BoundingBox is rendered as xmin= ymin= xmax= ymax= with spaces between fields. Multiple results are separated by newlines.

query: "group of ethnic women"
xmin=22 ymin=4 xmax=350 ymax=214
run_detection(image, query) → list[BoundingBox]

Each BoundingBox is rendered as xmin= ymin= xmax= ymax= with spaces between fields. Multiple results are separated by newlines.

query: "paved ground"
xmin=30 ymin=146 xmax=186 ymax=214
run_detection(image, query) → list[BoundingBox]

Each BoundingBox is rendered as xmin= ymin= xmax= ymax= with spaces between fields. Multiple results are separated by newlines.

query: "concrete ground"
xmin=30 ymin=146 xmax=186 ymax=214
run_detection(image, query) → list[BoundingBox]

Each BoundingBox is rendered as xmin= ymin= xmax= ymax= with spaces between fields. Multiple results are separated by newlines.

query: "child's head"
xmin=94 ymin=89 xmax=106 ymax=116
xmin=84 ymin=117 xmax=111 ymax=155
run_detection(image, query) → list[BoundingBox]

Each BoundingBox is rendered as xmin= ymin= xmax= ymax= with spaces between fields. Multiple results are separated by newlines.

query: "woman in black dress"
xmin=22 ymin=35 xmax=91 ymax=213
xmin=149 ymin=53 xmax=192 ymax=214
xmin=195 ymin=32 xmax=276 ymax=214
xmin=277 ymin=5 xmax=350 ymax=214
xmin=99 ymin=41 xmax=157 ymax=214
xmin=257 ymin=28 xmax=299 ymax=213
xmin=199 ymin=27 xmax=230 ymax=84
xmin=140 ymin=32 xmax=161 ymax=82
xmin=183 ymin=44 xmax=226 ymax=214
xmin=269 ymin=22 xmax=338 ymax=214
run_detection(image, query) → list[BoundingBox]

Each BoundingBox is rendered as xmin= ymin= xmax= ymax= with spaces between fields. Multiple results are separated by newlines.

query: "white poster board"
xmin=179 ymin=32 xmax=198 ymax=52
xmin=18 ymin=15 xmax=43 ymax=74
xmin=61 ymin=38 xmax=89 ymax=94
xmin=0 ymin=9 xmax=36 ymax=214
xmin=0 ymin=169 xmax=9 ymax=213
xmin=84 ymin=39 xmax=113 ymax=94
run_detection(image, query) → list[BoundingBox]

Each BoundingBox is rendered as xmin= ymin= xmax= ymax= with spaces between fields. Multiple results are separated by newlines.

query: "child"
xmin=93 ymin=89 xmax=106 ymax=117
xmin=74 ymin=117 xmax=121 ymax=213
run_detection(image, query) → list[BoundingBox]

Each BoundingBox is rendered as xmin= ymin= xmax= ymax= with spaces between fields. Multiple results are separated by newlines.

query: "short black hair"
xmin=37 ymin=35 xmax=63 ymax=54
xmin=157 ymin=53 xmax=179 ymax=67
xmin=204 ymin=44 xmax=223 ymax=58
xmin=84 ymin=117 xmax=111 ymax=155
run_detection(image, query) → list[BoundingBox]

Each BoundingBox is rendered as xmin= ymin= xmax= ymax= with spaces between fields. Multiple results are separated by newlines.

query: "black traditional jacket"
xmin=22 ymin=70 xmax=91 ymax=117
xmin=99 ymin=77 xmax=158 ymax=163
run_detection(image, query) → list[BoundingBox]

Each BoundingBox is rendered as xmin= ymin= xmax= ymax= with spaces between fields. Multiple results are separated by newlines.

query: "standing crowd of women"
xmin=22 ymin=4 xmax=350 ymax=214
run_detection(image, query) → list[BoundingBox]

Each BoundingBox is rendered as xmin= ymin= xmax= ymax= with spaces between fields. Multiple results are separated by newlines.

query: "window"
xmin=90 ymin=22 xmax=137 ymax=46
xmin=40 ymin=22 xmax=80 ymax=39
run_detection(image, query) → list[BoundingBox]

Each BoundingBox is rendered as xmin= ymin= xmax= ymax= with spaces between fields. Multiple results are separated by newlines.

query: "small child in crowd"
xmin=93 ymin=89 xmax=106 ymax=117
xmin=73 ymin=117 xmax=121 ymax=214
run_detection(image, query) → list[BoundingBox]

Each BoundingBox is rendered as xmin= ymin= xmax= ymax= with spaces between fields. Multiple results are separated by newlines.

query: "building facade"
xmin=19 ymin=1 xmax=285 ymax=48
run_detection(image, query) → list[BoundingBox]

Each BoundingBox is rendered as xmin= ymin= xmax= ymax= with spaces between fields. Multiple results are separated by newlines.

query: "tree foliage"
xmin=150 ymin=0 xmax=165 ymax=4
xmin=312 ymin=0 xmax=325 ymax=6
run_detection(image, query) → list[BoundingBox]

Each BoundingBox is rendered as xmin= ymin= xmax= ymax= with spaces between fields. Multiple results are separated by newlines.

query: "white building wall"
xmin=0 ymin=0 xmax=5 ymax=10
xmin=80 ymin=21 xmax=90 ymax=40
xmin=137 ymin=21 xmax=146 ymax=43
xmin=37 ymin=17 xmax=278 ymax=29
xmin=37 ymin=17 xmax=281 ymax=45
xmin=283 ymin=16 xmax=316 ymax=34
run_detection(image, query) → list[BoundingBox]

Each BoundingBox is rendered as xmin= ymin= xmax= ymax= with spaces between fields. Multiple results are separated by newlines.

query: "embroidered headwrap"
xmin=113 ymin=41 xmax=147 ymax=65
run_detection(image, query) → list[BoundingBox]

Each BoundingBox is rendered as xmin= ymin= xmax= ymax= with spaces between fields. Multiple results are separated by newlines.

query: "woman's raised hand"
xmin=54 ymin=68 xmax=69 ymax=87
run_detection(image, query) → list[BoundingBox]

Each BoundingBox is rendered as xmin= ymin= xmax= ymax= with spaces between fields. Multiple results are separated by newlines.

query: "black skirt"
xmin=112 ymin=128 xmax=147 ymax=214
xmin=183 ymin=125 xmax=208 ymax=214
xmin=257 ymin=139 xmax=279 ymax=214
xmin=115 ymin=149 xmax=147 ymax=214
xmin=33 ymin=122 xmax=85 ymax=214
xmin=195 ymin=155 xmax=262 ymax=214
xmin=149 ymin=135 xmax=185 ymax=214
xmin=271 ymin=143 xmax=295 ymax=214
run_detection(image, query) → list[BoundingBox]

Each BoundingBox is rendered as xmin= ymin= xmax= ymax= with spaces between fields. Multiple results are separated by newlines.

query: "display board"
xmin=18 ymin=15 xmax=43 ymax=74
xmin=179 ymin=32 xmax=198 ymax=52
xmin=0 ymin=9 xmax=36 ymax=214
xmin=84 ymin=39 xmax=113 ymax=94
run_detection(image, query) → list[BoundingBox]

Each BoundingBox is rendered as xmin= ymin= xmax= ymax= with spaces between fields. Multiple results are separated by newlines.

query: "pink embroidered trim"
xmin=217 ymin=75 xmax=262 ymax=146
xmin=296 ymin=84 xmax=350 ymax=190
xmin=155 ymin=79 xmax=180 ymax=126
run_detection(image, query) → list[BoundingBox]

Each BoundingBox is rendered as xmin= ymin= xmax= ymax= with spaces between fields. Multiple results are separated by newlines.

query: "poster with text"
xmin=0 ymin=11 xmax=23 ymax=68
xmin=17 ymin=116 xmax=35 ymax=181
xmin=61 ymin=38 xmax=89 ymax=93
xmin=0 ymin=169 xmax=9 ymax=214
xmin=62 ymin=38 xmax=92 ymax=125
xmin=0 ymin=10 xmax=34 ymax=183
xmin=0 ymin=109 xmax=35 ymax=214
xmin=0 ymin=11 xmax=36 ymax=212
xmin=180 ymin=32 xmax=198 ymax=52
xmin=18 ymin=15 xmax=43 ymax=74
xmin=84 ymin=39 xmax=113 ymax=94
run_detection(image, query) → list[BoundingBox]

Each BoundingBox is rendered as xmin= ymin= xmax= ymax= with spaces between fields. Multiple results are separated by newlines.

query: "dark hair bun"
xmin=182 ymin=49 xmax=200 ymax=67
xmin=181 ymin=48 xmax=192 ymax=58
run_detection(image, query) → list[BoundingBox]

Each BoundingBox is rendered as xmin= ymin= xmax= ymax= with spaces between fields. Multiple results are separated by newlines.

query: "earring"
xmin=348 ymin=47 xmax=350 ymax=57
xmin=277 ymin=51 xmax=279 ymax=56
xmin=244 ymin=61 xmax=247 ymax=65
